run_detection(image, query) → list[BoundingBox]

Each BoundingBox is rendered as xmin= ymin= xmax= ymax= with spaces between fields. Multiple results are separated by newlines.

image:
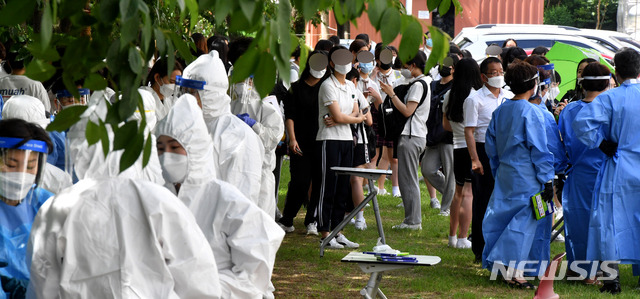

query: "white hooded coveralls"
xmin=181 ymin=51 xmax=268 ymax=214
xmin=155 ymin=94 xmax=284 ymax=298
xmin=26 ymin=95 xmax=220 ymax=299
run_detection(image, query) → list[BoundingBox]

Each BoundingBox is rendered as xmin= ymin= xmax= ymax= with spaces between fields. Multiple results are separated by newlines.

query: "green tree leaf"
xmin=85 ymin=120 xmax=101 ymax=146
xmin=119 ymin=131 xmax=144 ymax=173
xmin=380 ymin=7 xmax=401 ymax=45
xmin=24 ymin=59 xmax=56 ymax=82
xmin=41 ymin=3 xmax=53 ymax=51
xmin=84 ymin=73 xmax=108 ymax=91
xmin=47 ymin=106 xmax=88 ymax=132
xmin=438 ymin=0 xmax=451 ymax=16
xmin=424 ymin=26 xmax=451 ymax=72
xmin=398 ymin=18 xmax=423 ymax=63
xmin=254 ymin=52 xmax=277 ymax=97
xmin=427 ymin=0 xmax=442 ymax=12
xmin=231 ymin=46 xmax=259 ymax=83
xmin=238 ymin=0 xmax=257 ymax=22
xmin=142 ymin=132 xmax=152 ymax=167
xmin=113 ymin=121 xmax=138 ymax=151
xmin=367 ymin=0 xmax=386 ymax=30
xmin=0 ymin=0 xmax=37 ymax=26
xmin=128 ymin=47 xmax=144 ymax=74
xmin=99 ymin=120 xmax=111 ymax=157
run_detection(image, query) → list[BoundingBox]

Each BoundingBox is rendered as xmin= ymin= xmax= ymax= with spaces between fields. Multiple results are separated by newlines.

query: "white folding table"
xmin=341 ymin=252 xmax=441 ymax=298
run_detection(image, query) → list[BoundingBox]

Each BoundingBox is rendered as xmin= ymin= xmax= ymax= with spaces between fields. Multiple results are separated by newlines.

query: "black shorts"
xmin=453 ymin=148 xmax=473 ymax=186
xmin=353 ymin=143 xmax=369 ymax=166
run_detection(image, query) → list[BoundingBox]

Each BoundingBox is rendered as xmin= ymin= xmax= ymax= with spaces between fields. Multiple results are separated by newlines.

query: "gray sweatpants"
xmin=420 ymin=143 xmax=455 ymax=211
xmin=397 ymin=135 xmax=426 ymax=225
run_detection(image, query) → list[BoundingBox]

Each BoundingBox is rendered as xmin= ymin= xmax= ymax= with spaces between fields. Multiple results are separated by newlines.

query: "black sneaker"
xmin=600 ymin=282 xmax=621 ymax=294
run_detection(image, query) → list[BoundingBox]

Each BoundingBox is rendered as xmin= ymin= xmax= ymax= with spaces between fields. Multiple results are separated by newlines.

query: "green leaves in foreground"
xmin=424 ymin=26 xmax=451 ymax=72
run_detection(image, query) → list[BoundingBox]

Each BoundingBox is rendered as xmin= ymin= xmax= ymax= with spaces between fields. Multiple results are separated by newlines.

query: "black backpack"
xmin=426 ymin=80 xmax=453 ymax=146
xmin=377 ymin=80 xmax=429 ymax=142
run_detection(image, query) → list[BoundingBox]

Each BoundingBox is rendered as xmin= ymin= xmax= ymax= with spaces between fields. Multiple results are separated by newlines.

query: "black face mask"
xmin=439 ymin=67 xmax=451 ymax=77
xmin=379 ymin=63 xmax=391 ymax=70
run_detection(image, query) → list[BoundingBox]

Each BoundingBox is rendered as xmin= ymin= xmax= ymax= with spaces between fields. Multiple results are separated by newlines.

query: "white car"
xmin=453 ymin=24 xmax=618 ymax=62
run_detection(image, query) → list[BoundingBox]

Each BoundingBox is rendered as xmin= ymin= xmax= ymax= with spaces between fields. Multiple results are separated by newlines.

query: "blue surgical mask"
xmin=426 ymin=38 xmax=433 ymax=47
xmin=358 ymin=62 xmax=375 ymax=75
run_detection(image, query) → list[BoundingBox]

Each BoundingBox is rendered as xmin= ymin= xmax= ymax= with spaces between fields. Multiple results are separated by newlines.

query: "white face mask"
xmin=159 ymin=83 xmax=175 ymax=99
xmin=310 ymin=68 xmax=326 ymax=79
xmin=401 ymin=68 xmax=412 ymax=79
xmin=548 ymin=86 xmax=560 ymax=101
xmin=0 ymin=171 xmax=36 ymax=201
xmin=159 ymin=152 xmax=188 ymax=184
xmin=334 ymin=63 xmax=352 ymax=75
xmin=486 ymin=75 xmax=505 ymax=89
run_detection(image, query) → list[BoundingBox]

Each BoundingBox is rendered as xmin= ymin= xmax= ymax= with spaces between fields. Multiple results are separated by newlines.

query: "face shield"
xmin=0 ymin=137 xmax=48 ymax=205
xmin=536 ymin=64 xmax=556 ymax=103
xmin=230 ymin=75 xmax=255 ymax=105
xmin=174 ymin=76 xmax=215 ymax=107
xmin=56 ymin=88 xmax=90 ymax=111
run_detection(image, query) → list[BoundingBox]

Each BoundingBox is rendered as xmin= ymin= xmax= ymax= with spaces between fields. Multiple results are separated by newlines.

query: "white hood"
xmin=182 ymin=50 xmax=231 ymax=120
xmin=2 ymin=94 xmax=50 ymax=128
xmin=154 ymin=94 xmax=216 ymax=187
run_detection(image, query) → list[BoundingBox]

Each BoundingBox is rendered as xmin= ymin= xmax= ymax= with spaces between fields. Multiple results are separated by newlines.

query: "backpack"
xmin=426 ymin=80 xmax=453 ymax=146
xmin=377 ymin=79 xmax=429 ymax=142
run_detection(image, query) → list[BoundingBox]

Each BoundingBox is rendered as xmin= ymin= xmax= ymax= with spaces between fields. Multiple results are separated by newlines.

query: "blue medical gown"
xmin=0 ymin=188 xmax=52 ymax=281
xmin=46 ymin=131 xmax=66 ymax=171
xmin=482 ymin=99 xmax=554 ymax=275
xmin=573 ymin=81 xmax=640 ymax=264
xmin=535 ymin=104 xmax=568 ymax=174
xmin=558 ymin=100 xmax=606 ymax=273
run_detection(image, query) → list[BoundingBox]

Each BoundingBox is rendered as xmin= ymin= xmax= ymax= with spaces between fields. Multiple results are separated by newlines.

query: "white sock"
xmin=392 ymin=186 xmax=400 ymax=195
xmin=449 ymin=235 xmax=457 ymax=242
xmin=458 ymin=237 xmax=468 ymax=242
xmin=356 ymin=210 xmax=365 ymax=221
xmin=431 ymin=197 xmax=438 ymax=201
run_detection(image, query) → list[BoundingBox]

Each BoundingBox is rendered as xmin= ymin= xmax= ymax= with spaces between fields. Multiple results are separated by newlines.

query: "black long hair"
xmin=299 ymin=50 xmax=329 ymax=82
xmin=446 ymin=58 xmax=483 ymax=123
xmin=0 ymin=118 xmax=53 ymax=184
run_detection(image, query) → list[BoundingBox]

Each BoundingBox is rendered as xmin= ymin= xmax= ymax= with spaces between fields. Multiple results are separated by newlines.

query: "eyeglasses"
xmin=485 ymin=71 xmax=505 ymax=77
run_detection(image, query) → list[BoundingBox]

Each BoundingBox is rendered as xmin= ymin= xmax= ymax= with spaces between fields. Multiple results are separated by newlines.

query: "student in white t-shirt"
xmin=0 ymin=53 xmax=50 ymax=112
xmin=380 ymin=51 xmax=430 ymax=230
xmin=311 ymin=46 xmax=366 ymax=249
xmin=442 ymin=58 xmax=484 ymax=249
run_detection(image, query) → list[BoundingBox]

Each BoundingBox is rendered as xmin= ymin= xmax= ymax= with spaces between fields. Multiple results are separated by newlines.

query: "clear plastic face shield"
xmin=56 ymin=88 xmax=90 ymax=112
xmin=174 ymin=75 xmax=214 ymax=108
xmin=536 ymin=64 xmax=556 ymax=103
xmin=0 ymin=137 xmax=48 ymax=205
xmin=230 ymin=75 xmax=255 ymax=104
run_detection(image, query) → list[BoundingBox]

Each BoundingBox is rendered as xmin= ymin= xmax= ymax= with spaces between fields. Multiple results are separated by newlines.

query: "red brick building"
xmin=304 ymin=0 xmax=544 ymax=47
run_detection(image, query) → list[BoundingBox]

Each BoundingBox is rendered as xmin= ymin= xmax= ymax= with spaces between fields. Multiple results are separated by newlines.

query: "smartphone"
xmin=323 ymin=113 xmax=330 ymax=119
xmin=362 ymin=107 xmax=370 ymax=115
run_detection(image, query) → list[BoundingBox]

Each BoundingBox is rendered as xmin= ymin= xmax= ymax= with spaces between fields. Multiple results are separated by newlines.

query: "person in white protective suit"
xmin=64 ymin=89 xmax=165 ymax=185
xmin=1 ymin=95 xmax=72 ymax=194
xmin=26 ymin=98 xmax=221 ymax=299
xmin=179 ymin=51 xmax=267 ymax=214
xmin=228 ymin=40 xmax=285 ymax=219
xmin=155 ymin=94 xmax=284 ymax=298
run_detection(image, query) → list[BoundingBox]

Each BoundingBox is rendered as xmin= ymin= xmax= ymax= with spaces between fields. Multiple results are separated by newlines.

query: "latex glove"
xmin=542 ymin=181 xmax=554 ymax=203
xmin=599 ymin=140 xmax=618 ymax=157
xmin=555 ymin=173 xmax=565 ymax=200
xmin=1 ymin=275 xmax=27 ymax=299
xmin=236 ymin=113 xmax=257 ymax=128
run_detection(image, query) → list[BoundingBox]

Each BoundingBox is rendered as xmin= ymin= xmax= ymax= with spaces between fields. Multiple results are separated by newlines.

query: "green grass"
xmin=274 ymin=158 xmax=639 ymax=298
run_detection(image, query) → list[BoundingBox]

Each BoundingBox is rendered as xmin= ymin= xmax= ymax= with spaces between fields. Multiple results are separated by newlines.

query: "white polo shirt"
xmin=462 ymin=85 xmax=507 ymax=143
xmin=316 ymin=74 xmax=359 ymax=141
xmin=401 ymin=75 xmax=430 ymax=138
xmin=443 ymin=89 xmax=479 ymax=149
xmin=373 ymin=68 xmax=396 ymax=99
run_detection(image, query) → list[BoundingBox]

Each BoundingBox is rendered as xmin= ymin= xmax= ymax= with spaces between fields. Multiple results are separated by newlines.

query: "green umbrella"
xmin=545 ymin=42 xmax=614 ymax=100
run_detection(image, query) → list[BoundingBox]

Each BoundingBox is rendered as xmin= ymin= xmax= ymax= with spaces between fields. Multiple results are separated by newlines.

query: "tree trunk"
xmin=596 ymin=0 xmax=602 ymax=29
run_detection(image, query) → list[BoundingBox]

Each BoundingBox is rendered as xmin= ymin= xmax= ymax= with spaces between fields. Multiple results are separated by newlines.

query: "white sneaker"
xmin=553 ymin=230 xmax=565 ymax=243
xmin=555 ymin=209 xmax=564 ymax=221
xmin=349 ymin=217 xmax=356 ymax=225
xmin=448 ymin=236 xmax=457 ymax=247
xmin=392 ymin=222 xmax=422 ymax=230
xmin=336 ymin=233 xmax=360 ymax=248
xmin=393 ymin=192 xmax=402 ymax=198
xmin=355 ymin=218 xmax=367 ymax=230
xmin=322 ymin=237 xmax=344 ymax=249
xmin=377 ymin=188 xmax=389 ymax=196
xmin=277 ymin=222 xmax=294 ymax=233
xmin=306 ymin=223 xmax=318 ymax=235
xmin=456 ymin=238 xmax=472 ymax=249
xmin=430 ymin=198 xmax=441 ymax=209
xmin=438 ymin=209 xmax=450 ymax=216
